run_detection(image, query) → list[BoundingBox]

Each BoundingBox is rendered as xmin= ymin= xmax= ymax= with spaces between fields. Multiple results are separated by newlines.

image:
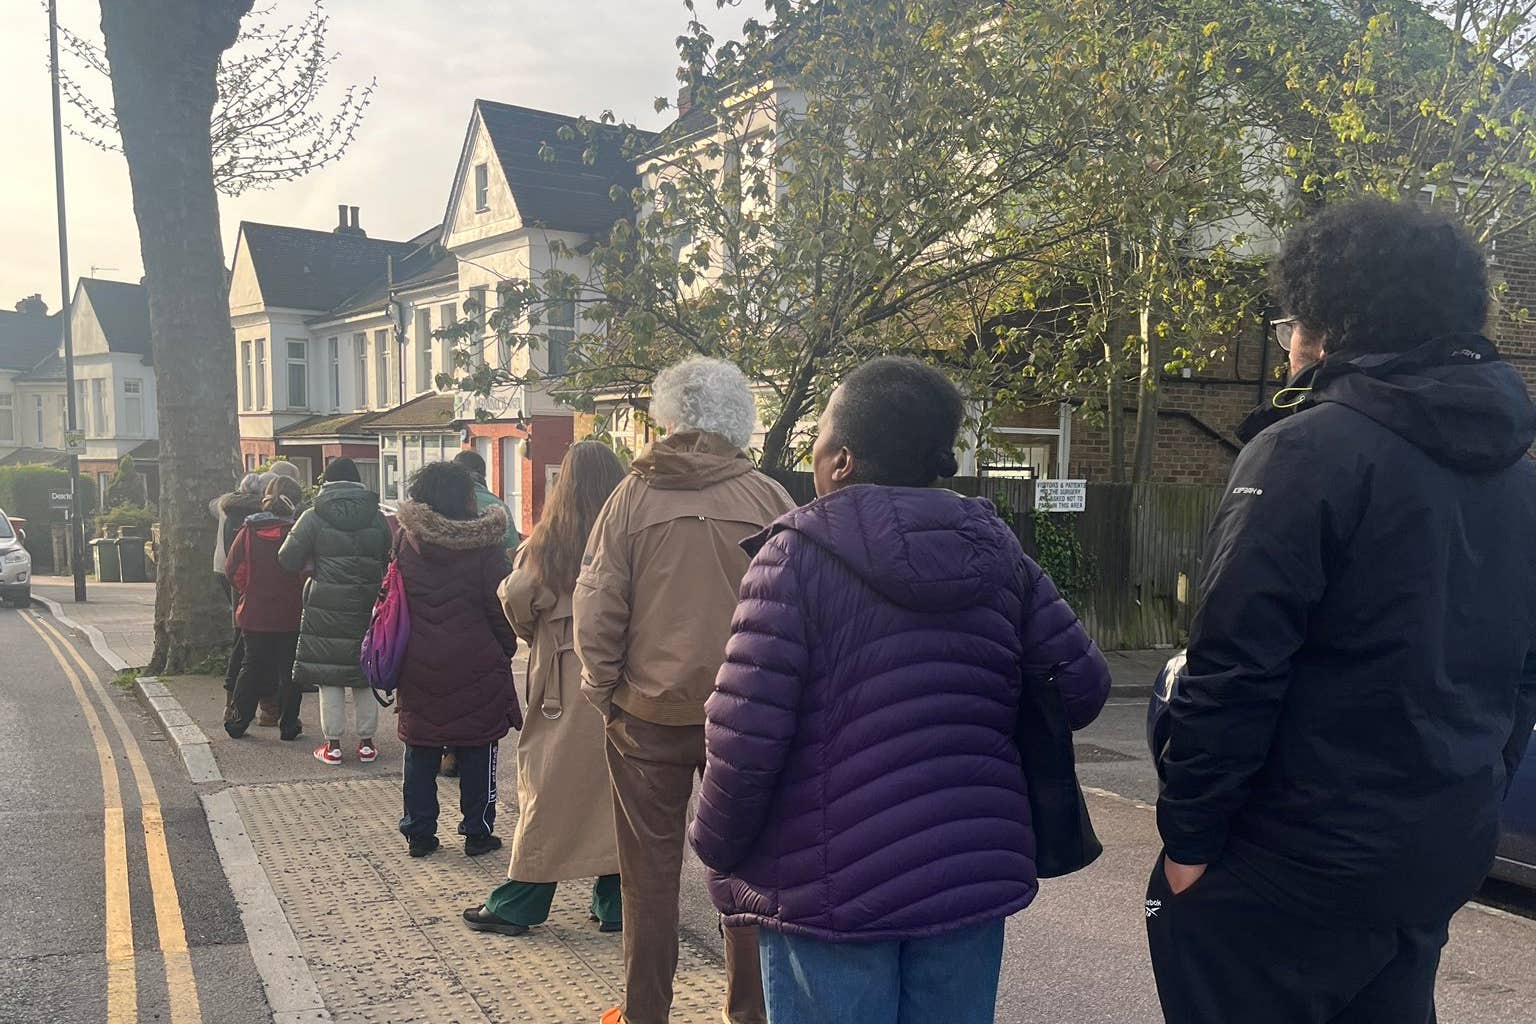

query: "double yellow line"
xmin=23 ymin=611 xmax=202 ymax=1023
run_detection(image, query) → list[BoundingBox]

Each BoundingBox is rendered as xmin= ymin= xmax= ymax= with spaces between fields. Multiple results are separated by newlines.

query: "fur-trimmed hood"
xmin=396 ymin=500 xmax=509 ymax=550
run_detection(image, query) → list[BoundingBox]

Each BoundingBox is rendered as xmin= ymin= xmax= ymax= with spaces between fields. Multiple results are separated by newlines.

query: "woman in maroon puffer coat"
xmin=393 ymin=461 xmax=522 ymax=859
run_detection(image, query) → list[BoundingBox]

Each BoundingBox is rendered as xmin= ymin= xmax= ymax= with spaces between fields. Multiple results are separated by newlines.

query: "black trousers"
xmin=220 ymin=577 xmax=243 ymax=693
xmin=400 ymin=742 xmax=498 ymax=840
xmin=1146 ymin=857 xmax=1446 ymax=1024
xmin=226 ymin=631 xmax=301 ymax=736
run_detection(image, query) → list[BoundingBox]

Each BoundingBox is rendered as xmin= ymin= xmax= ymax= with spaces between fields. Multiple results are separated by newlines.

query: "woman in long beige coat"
xmin=463 ymin=441 xmax=628 ymax=936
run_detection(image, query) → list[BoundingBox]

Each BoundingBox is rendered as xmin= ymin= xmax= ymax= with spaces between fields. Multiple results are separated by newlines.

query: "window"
xmin=0 ymin=393 xmax=13 ymax=442
xmin=34 ymin=396 xmax=45 ymax=443
xmin=374 ymin=329 xmax=389 ymax=407
xmin=286 ymin=340 xmax=307 ymax=409
xmin=254 ymin=339 xmax=267 ymax=410
xmin=57 ymin=395 xmax=67 ymax=441
xmin=500 ymin=437 xmax=523 ymax=518
xmin=327 ymin=337 xmax=340 ymax=411
xmin=415 ymin=308 xmax=433 ymax=394
xmin=241 ymin=339 xmax=253 ymax=411
xmin=123 ymin=379 xmax=144 ymax=437
xmin=353 ymin=332 xmax=368 ymax=410
xmin=354 ymin=459 xmax=380 ymax=496
xmin=439 ymin=303 xmax=458 ymax=383
xmin=474 ymin=162 xmax=489 ymax=211
xmin=75 ymin=381 xmax=88 ymax=435
xmin=546 ymin=300 xmax=575 ymax=376
xmin=91 ymin=379 xmax=106 ymax=436
xmin=244 ymin=453 xmax=257 ymax=473
xmin=382 ymin=453 xmax=400 ymax=501
xmin=97 ymin=471 xmax=111 ymax=510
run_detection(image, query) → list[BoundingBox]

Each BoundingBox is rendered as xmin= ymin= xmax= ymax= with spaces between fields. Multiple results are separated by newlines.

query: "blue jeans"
xmin=758 ymin=918 xmax=1006 ymax=1024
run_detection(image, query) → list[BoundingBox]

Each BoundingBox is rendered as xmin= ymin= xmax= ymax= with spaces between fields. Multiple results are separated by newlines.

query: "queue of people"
xmin=203 ymin=198 xmax=1536 ymax=1024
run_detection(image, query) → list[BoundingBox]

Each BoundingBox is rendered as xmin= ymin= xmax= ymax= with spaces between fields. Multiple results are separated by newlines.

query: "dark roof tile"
xmin=240 ymin=223 xmax=416 ymax=312
xmin=80 ymin=278 xmax=151 ymax=357
xmin=360 ymin=393 xmax=457 ymax=431
xmin=0 ymin=310 xmax=60 ymax=372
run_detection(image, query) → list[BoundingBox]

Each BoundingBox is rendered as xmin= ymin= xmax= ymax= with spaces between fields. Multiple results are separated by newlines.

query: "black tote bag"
xmin=1015 ymin=672 xmax=1103 ymax=878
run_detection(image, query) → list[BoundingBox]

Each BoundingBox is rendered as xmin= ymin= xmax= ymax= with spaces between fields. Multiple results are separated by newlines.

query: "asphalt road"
xmin=0 ymin=603 xmax=268 ymax=1024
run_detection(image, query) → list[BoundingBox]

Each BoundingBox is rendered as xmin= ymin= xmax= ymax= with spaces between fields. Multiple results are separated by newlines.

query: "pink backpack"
xmin=360 ymin=555 xmax=410 ymax=705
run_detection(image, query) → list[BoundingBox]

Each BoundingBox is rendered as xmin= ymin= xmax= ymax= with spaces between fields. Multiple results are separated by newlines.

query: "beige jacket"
xmin=498 ymin=553 xmax=619 ymax=881
xmin=574 ymin=431 xmax=797 ymax=726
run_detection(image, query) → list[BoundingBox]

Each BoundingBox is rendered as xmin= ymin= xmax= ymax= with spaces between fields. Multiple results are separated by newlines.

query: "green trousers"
xmin=483 ymin=874 xmax=622 ymax=928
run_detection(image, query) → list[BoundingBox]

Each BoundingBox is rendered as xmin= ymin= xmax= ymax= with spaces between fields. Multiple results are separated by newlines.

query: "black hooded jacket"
xmin=1158 ymin=337 xmax=1536 ymax=926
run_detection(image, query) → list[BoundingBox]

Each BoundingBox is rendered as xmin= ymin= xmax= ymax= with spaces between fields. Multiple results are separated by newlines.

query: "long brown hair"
xmin=523 ymin=441 xmax=627 ymax=594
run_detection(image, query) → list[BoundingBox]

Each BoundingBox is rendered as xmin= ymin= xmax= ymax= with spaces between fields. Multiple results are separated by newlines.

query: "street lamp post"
xmin=48 ymin=0 xmax=86 ymax=603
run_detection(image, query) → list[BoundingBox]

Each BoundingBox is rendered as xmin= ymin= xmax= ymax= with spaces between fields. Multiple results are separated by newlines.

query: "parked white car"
xmin=0 ymin=508 xmax=31 ymax=607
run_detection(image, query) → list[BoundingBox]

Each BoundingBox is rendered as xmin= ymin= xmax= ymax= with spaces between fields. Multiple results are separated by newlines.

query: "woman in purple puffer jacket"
xmin=689 ymin=357 xmax=1111 ymax=1024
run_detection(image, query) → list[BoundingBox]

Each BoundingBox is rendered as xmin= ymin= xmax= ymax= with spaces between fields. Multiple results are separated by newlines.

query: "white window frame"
xmin=353 ymin=332 xmax=368 ymax=411
xmin=75 ymin=381 xmax=88 ymax=435
xmin=546 ymin=299 xmax=575 ymax=376
xmin=286 ymin=339 xmax=308 ymax=409
xmin=374 ymin=329 xmax=390 ymax=407
xmin=91 ymin=379 xmax=107 ymax=437
xmin=33 ymin=395 xmax=45 ymax=443
xmin=415 ymin=308 xmax=433 ymax=394
xmin=241 ymin=339 xmax=253 ymax=411
xmin=474 ymin=162 xmax=490 ymax=211
xmin=122 ymin=378 xmax=144 ymax=438
xmin=327 ymin=337 xmax=340 ymax=412
xmin=0 ymin=392 xmax=14 ymax=443
xmin=254 ymin=339 xmax=267 ymax=410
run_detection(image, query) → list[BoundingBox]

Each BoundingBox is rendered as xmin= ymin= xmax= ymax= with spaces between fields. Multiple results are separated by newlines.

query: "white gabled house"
xmin=229 ymin=100 xmax=647 ymax=530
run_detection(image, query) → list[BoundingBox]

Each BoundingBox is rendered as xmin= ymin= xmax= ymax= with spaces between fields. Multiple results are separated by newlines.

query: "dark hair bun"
xmin=933 ymin=449 xmax=959 ymax=479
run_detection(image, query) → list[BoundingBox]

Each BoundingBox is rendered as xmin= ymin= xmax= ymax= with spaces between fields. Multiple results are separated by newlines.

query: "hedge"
xmin=0 ymin=464 xmax=99 ymax=565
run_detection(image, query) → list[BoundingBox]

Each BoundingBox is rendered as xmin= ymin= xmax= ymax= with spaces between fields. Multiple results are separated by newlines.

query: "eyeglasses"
xmin=1270 ymin=316 xmax=1298 ymax=353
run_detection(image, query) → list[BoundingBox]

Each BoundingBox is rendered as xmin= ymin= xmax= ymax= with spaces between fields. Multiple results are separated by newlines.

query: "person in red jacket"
xmin=225 ymin=477 xmax=308 ymax=741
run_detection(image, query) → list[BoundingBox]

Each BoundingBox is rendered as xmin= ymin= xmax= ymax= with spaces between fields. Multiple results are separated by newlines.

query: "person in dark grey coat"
xmin=1148 ymin=199 xmax=1536 ymax=1024
xmin=278 ymin=457 xmax=391 ymax=765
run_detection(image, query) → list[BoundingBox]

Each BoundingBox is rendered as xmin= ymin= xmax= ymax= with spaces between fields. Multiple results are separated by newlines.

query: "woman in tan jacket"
xmin=464 ymin=441 xmax=628 ymax=936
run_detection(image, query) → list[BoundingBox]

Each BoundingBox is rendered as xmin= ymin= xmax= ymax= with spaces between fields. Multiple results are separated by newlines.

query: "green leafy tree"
xmin=104 ymin=454 xmax=148 ymax=508
xmin=444 ymin=0 xmax=1098 ymax=470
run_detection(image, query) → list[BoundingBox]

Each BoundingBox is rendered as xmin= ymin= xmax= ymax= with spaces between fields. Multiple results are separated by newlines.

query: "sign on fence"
xmin=49 ymin=490 xmax=73 ymax=510
xmin=1034 ymin=479 xmax=1087 ymax=513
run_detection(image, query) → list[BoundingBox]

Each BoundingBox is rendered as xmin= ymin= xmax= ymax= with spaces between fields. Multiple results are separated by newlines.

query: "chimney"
xmin=677 ymin=82 xmax=695 ymax=118
xmin=333 ymin=204 xmax=366 ymax=238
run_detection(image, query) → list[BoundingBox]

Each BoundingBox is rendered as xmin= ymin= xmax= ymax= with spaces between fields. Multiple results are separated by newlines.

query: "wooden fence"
xmin=772 ymin=472 xmax=1225 ymax=651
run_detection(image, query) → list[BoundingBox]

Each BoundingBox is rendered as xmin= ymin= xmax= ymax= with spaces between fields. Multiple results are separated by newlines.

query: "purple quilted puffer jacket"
xmin=689 ymin=484 xmax=1110 ymax=942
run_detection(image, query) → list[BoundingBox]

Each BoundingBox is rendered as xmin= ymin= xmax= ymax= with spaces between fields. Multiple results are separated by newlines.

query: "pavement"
xmin=15 ymin=582 xmax=1536 ymax=1023
xmin=33 ymin=578 xmax=158 ymax=670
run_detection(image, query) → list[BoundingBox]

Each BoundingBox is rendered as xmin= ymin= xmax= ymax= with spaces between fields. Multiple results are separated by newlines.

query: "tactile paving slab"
xmin=235 ymin=778 xmax=729 ymax=1023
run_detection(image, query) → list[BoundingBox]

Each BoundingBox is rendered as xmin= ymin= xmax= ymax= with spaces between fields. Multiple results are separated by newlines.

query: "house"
xmin=0 ymin=304 xmax=65 ymax=463
xmin=229 ymin=100 xmax=646 ymax=529
xmin=0 ymin=281 xmax=162 ymax=504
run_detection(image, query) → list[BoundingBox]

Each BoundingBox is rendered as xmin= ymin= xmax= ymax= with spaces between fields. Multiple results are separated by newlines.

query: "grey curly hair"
xmin=650 ymin=357 xmax=758 ymax=450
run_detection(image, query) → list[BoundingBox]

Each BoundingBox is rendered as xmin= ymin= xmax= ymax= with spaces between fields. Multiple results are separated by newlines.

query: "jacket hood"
xmin=1251 ymin=336 xmax=1536 ymax=472
xmin=313 ymin=480 xmax=381 ymax=532
xmin=220 ymin=491 xmax=265 ymax=517
xmin=762 ymin=485 xmax=1019 ymax=612
xmin=396 ymin=499 xmax=508 ymax=550
xmin=631 ymin=431 xmax=754 ymax=491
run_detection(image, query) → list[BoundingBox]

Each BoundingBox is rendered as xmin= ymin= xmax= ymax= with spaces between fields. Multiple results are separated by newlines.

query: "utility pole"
xmin=48 ymin=0 xmax=86 ymax=603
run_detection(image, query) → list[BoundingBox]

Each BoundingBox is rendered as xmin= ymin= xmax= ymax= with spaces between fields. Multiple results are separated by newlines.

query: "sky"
xmin=0 ymin=0 xmax=720 ymax=311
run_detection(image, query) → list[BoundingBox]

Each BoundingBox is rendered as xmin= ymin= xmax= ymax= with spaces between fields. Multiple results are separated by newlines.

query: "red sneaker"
xmin=599 ymin=1009 xmax=625 ymax=1024
xmin=357 ymin=741 xmax=378 ymax=763
xmin=313 ymin=744 xmax=342 ymax=766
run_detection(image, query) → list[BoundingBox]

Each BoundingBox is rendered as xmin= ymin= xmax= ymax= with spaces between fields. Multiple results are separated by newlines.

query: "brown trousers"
xmin=605 ymin=707 xmax=766 ymax=1024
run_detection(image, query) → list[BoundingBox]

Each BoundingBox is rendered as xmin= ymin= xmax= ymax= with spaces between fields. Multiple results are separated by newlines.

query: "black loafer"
xmin=463 ymin=906 xmax=528 ymax=936
xmin=588 ymin=913 xmax=623 ymax=933
xmin=408 ymin=835 xmax=440 ymax=858
xmin=464 ymin=835 xmax=503 ymax=858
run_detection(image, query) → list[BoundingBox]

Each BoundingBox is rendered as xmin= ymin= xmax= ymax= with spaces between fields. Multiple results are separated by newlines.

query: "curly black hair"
xmin=1270 ymin=198 xmax=1489 ymax=356
xmin=407 ymin=461 xmax=478 ymax=520
xmin=828 ymin=357 xmax=965 ymax=487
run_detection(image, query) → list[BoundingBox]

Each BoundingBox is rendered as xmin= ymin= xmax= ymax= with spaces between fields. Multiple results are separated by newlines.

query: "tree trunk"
xmin=759 ymin=355 xmax=821 ymax=472
xmin=1105 ymin=341 xmax=1126 ymax=484
xmin=99 ymin=0 xmax=250 ymax=673
xmin=1131 ymin=303 xmax=1159 ymax=485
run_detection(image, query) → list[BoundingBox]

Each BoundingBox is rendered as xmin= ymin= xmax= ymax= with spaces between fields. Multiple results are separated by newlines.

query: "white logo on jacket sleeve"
xmin=1231 ymin=486 xmax=1264 ymax=497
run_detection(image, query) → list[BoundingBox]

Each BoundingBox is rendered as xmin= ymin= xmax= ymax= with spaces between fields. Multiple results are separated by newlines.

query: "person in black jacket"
xmin=1148 ymin=198 xmax=1536 ymax=1024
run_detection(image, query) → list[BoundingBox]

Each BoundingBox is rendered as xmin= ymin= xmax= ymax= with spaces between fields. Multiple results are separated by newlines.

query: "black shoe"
xmin=588 ymin=912 xmax=623 ymax=933
xmin=280 ymin=721 xmax=303 ymax=741
xmin=464 ymin=834 xmax=503 ymax=858
xmin=224 ymin=721 xmax=249 ymax=739
xmin=463 ymin=905 xmax=528 ymax=936
xmin=408 ymin=835 xmax=441 ymax=858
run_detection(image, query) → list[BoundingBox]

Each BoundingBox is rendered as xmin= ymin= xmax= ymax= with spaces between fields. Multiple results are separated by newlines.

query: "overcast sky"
xmin=0 ymin=0 xmax=716 ymax=311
